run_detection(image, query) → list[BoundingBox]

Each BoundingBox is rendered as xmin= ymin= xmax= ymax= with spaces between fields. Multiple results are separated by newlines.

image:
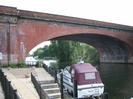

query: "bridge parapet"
xmin=0 ymin=5 xmax=133 ymax=32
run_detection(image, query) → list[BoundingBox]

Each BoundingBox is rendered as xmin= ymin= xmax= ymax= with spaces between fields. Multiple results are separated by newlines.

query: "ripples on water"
xmin=99 ymin=63 xmax=133 ymax=99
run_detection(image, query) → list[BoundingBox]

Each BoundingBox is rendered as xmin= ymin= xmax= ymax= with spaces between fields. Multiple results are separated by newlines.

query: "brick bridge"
xmin=0 ymin=6 xmax=133 ymax=64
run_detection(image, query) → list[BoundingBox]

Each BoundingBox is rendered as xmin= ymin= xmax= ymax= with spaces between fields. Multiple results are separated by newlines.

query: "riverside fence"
xmin=0 ymin=69 xmax=20 ymax=99
xmin=42 ymin=64 xmax=58 ymax=83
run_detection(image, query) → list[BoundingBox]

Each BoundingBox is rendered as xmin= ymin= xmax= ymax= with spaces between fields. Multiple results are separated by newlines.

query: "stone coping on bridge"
xmin=0 ymin=5 xmax=133 ymax=32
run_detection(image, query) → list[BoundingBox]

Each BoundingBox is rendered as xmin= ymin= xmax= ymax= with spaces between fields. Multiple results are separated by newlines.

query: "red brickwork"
xmin=0 ymin=6 xmax=133 ymax=64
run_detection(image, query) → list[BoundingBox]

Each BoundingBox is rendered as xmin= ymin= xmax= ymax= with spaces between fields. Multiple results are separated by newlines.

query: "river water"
xmin=99 ymin=63 xmax=133 ymax=99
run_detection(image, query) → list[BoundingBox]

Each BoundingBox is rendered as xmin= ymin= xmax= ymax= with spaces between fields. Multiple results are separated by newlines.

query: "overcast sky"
xmin=0 ymin=0 xmax=133 ymax=54
xmin=0 ymin=0 xmax=133 ymax=26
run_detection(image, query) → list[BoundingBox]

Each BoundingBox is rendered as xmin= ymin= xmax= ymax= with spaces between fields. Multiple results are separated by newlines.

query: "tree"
xmin=83 ymin=45 xmax=99 ymax=65
xmin=70 ymin=42 xmax=99 ymax=65
xmin=50 ymin=40 xmax=73 ymax=69
xmin=33 ymin=48 xmax=45 ymax=59
xmin=33 ymin=40 xmax=99 ymax=69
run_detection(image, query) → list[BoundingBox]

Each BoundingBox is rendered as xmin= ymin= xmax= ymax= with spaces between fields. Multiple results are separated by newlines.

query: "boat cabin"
xmin=70 ymin=63 xmax=102 ymax=85
xmin=57 ymin=63 xmax=104 ymax=98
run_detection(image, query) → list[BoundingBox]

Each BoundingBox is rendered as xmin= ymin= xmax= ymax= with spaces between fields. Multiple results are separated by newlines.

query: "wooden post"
xmin=73 ymin=78 xmax=78 ymax=98
xmin=60 ymin=73 xmax=64 ymax=99
xmin=8 ymin=81 xmax=11 ymax=99
xmin=101 ymin=92 xmax=108 ymax=99
xmin=54 ymin=69 xmax=57 ymax=83
xmin=13 ymin=89 xmax=17 ymax=99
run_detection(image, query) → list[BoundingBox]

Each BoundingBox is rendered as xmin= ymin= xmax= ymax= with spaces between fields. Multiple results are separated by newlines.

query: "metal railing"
xmin=0 ymin=69 xmax=20 ymax=99
xmin=31 ymin=73 xmax=55 ymax=99
xmin=42 ymin=64 xmax=58 ymax=83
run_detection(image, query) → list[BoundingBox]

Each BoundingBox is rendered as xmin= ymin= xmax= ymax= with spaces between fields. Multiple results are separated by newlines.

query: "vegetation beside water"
xmin=33 ymin=40 xmax=99 ymax=69
xmin=2 ymin=61 xmax=26 ymax=68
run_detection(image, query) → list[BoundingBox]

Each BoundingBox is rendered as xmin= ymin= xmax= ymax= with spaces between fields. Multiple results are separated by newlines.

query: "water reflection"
xmin=99 ymin=63 xmax=133 ymax=99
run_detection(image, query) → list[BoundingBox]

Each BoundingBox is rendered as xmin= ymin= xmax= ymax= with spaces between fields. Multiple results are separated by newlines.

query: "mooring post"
xmin=54 ymin=69 xmax=57 ymax=83
xmin=60 ymin=72 xmax=64 ymax=99
xmin=73 ymin=78 xmax=78 ymax=98
xmin=101 ymin=92 xmax=108 ymax=99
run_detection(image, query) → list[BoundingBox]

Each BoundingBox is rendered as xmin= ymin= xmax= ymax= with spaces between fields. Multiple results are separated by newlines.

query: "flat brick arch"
xmin=0 ymin=6 xmax=133 ymax=64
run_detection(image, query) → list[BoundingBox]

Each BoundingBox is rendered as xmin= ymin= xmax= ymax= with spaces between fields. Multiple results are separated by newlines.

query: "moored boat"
xmin=57 ymin=63 xmax=104 ymax=98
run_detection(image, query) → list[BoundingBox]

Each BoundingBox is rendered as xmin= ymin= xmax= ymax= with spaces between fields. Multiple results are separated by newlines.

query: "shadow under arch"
xmin=51 ymin=33 xmax=130 ymax=63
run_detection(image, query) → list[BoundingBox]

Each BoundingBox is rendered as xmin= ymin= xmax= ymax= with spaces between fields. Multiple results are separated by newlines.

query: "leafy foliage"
xmin=2 ymin=61 xmax=26 ymax=68
xmin=33 ymin=40 xmax=99 ymax=69
xmin=49 ymin=40 xmax=73 ymax=69
xmin=70 ymin=42 xmax=99 ymax=65
xmin=33 ymin=45 xmax=52 ymax=59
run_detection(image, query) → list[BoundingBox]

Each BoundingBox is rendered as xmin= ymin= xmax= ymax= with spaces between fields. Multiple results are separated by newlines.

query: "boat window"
xmin=65 ymin=66 xmax=70 ymax=72
xmin=84 ymin=72 xmax=95 ymax=80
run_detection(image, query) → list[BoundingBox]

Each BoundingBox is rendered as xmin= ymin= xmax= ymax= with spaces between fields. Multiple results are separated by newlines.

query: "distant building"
xmin=25 ymin=56 xmax=37 ymax=66
xmin=43 ymin=60 xmax=57 ymax=67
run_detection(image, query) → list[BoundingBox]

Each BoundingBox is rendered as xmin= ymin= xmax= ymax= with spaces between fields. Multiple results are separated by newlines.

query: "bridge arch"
xmin=17 ymin=17 xmax=133 ymax=63
xmin=26 ymin=32 xmax=130 ymax=63
xmin=0 ymin=6 xmax=133 ymax=63
xmin=51 ymin=34 xmax=130 ymax=63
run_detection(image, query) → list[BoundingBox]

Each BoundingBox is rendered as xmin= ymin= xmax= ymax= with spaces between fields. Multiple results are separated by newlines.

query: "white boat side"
xmin=57 ymin=64 xmax=104 ymax=98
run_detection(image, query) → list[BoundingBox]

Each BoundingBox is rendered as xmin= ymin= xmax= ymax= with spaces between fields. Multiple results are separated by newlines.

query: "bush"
xmin=17 ymin=61 xmax=26 ymax=68
xmin=2 ymin=61 xmax=26 ymax=68
xmin=9 ymin=63 xmax=18 ymax=68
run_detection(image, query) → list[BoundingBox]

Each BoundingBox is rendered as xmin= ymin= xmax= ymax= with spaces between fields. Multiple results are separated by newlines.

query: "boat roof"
xmin=71 ymin=63 xmax=97 ymax=73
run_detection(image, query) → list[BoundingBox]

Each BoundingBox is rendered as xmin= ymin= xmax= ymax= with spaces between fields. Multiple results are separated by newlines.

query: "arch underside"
xmin=53 ymin=34 xmax=129 ymax=63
